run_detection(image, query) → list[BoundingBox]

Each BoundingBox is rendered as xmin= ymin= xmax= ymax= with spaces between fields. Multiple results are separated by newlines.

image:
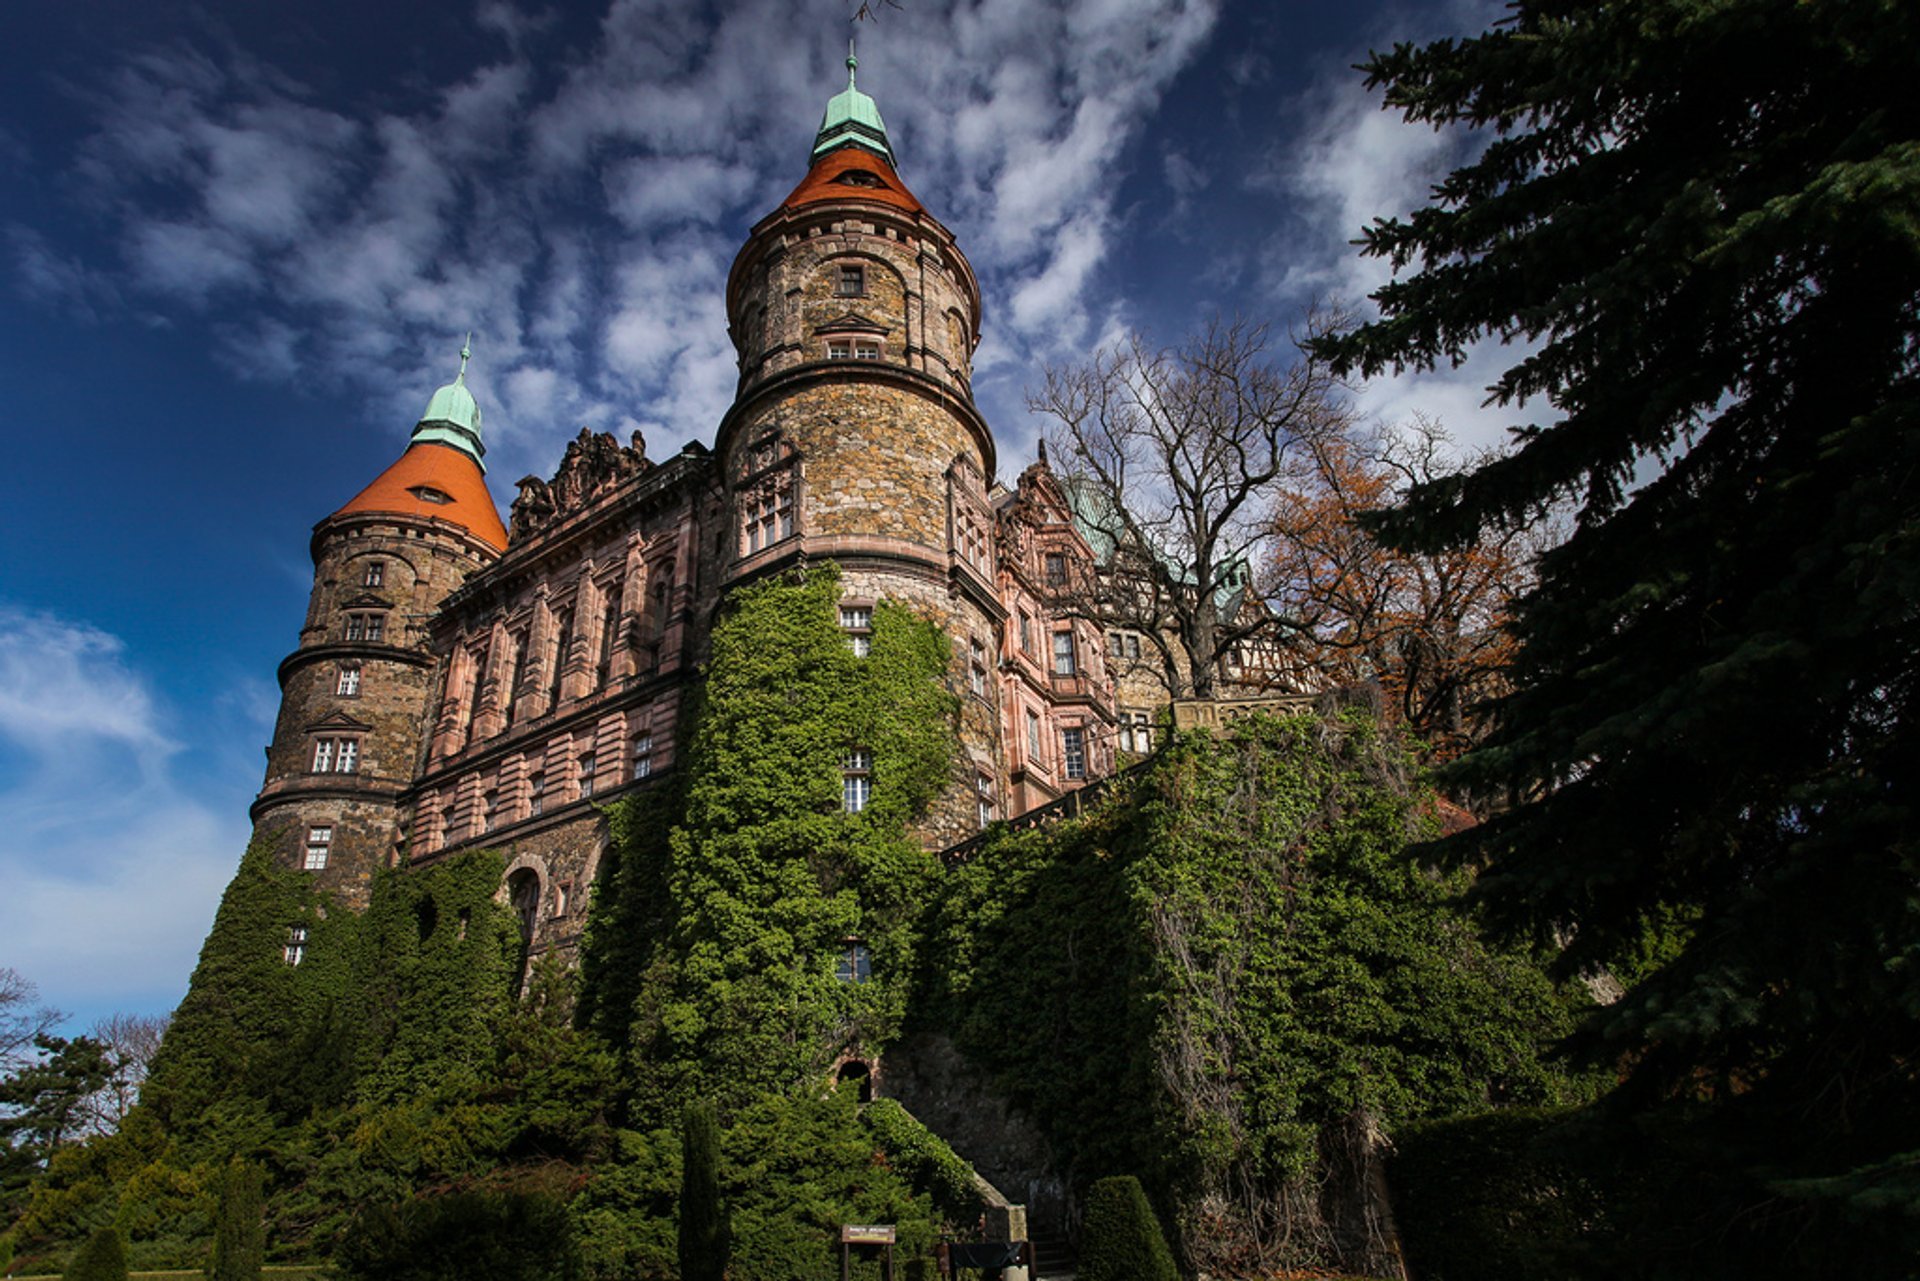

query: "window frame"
xmin=1062 ymin=726 xmax=1087 ymax=780
xmin=1052 ymin=631 xmax=1077 ymax=676
xmin=842 ymin=748 xmax=872 ymax=813
xmin=336 ymin=665 xmax=362 ymax=697
xmin=303 ymin=826 xmax=332 ymax=871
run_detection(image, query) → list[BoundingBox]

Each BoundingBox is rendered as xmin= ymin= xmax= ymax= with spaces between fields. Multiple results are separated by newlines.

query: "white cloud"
xmin=0 ymin=607 xmax=246 ymax=1019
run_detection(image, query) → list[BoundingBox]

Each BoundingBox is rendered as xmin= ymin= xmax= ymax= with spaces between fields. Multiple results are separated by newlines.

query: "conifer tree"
xmin=207 ymin=1157 xmax=264 ymax=1281
xmin=1314 ymin=0 xmax=1919 ymax=1222
xmin=1078 ymin=1176 xmax=1177 ymax=1281
xmin=677 ymin=1101 xmax=729 ymax=1281
xmin=62 ymin=1227 xmax=126 ymax=1281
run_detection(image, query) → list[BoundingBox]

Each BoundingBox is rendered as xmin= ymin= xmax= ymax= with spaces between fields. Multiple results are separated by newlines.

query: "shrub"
xmin=861 ymin=1099 xmax=982 ymax=1224
xmin=1078 ymin=1176 xmax=1177 ymax=1281
xmin=678 ymin=1102 xmax=729 ymax=1281
xmin=207 ymin=1157 xmax=264 ymax=1281
xmin=334 ymin=1189 xmax=579 ymax=1281
xmin=63 ymin=1227 xmax=127 ymax=1281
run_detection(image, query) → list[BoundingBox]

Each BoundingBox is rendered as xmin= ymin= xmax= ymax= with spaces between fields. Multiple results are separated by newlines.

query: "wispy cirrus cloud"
xmin=11 ymin=0 xmax=1223 ymax=485
xmin=0 ymin=607 xmax=249 ymax=1020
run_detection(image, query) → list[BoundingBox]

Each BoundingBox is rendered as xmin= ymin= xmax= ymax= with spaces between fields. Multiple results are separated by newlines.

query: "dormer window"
xmin=826 ymin=339 xmax=881 ymax=360
xmin=345 ymin=613 xmax=385 ymax=643
xmin=837 ymin=263 xmax=866 ymax=297
xmin=834 ymin=170 xmax=884 ymax=189
xmin=409 ymin=485 xmax=452 ymax=505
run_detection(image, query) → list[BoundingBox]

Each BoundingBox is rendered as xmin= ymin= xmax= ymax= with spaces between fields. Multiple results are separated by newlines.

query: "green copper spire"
xmin=412 ymin=334 xmax=487 ymax=471
xmin=811 ymin=39 xmax=896 ymax=167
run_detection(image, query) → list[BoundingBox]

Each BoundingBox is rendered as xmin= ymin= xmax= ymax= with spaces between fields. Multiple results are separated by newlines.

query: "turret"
xmin=718 ymin=49 xmax=1006 ymax=850
xmin=249 ymin=345 xmax=506 ymax=906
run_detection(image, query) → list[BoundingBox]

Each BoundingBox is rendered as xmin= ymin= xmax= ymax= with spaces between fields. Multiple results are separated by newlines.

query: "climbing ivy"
xmin=920 ymin=709 xmax=1596 ymax=1276
xmin=585 ymin=566 xmax=959 ymax=1124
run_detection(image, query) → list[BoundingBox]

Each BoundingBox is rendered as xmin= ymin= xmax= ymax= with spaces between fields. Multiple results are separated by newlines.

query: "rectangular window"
xmin=1019 ymin=611 xmax=1034 ymax=653
xmin=528 ymin=772 xmax=546 ymax=818
xmin=365 ymin=615 xmax=384 ymax=643
xmin=976 ymin=773 xmax=995 ymax=830
xmin=345 ymin=616 xmax=365 ymax=642
xmin=1108 ymin=632 xmax=1141 ymax=660
xmin=284 ymin=926 xmax=307 ymax=967
xmin=853 ymin=340 xmax=880 ymax=360
xmin=835 ymin=942 xmax=872 ymax=984
xmin=633 ymin=733 xmax=654 ymax=780
xmin=311 ymin=739 xmax=334 ymax=773
xmin=1052 ymin=631 xmax=1076 ymax=676
xmin=364 ymin=562 xmax=384 ymax=588
xmin=304 ymin=827 xmax=332 ymax=871
xmin=336 ymin=666 xmax=361 ymax=696
xmin=969 ymin=639 xmax=987 ymax=696
xmin=337 ymin=740 xmax=359 ymax=774
xmin=827 ymin=340 xmax=852 ymax=359
xmin=579 ymin=752 xmax=597 ymax=799
xmin=840 ymin=606 xmax=873 ymax=658
xmin=1044 ymin=553 xmax=1067 ymax=588
xmin=1120 ymin=710 xmax=1153 ymax=754
xmin=1062 ymin=727 xmax=1087 ymax=780
xmin=1026 ymin=710 xmax=1043 ymax=765
xmin=837 ymin=263 xmax=865 ymax=297
xmin=482 ymin=790 xmax=499 ymax=833
xmin=743 ymin=480 xmax=795 ymax=554
xmin=842 ymin=748 xmax=872 ymax=813
xmin=554 ymin=881 xmax=572 ymax=918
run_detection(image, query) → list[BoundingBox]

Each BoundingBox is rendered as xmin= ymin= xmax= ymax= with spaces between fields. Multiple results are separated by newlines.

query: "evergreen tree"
xmin=677 ymin=1101 xmax=729 ymax=1281
xmin=1078 ymin=1176 xmax=1177 ymax=1281
xmin=62 ymin=1227 xmax=126 ymax=1281
xmin=0 ymin=1035 xmax=113 ymax=1211
xmin=1315 ymin=0 xmax=1919 ymax=1230
xmin=206 ymin=1157 xmax=264 ymax=1281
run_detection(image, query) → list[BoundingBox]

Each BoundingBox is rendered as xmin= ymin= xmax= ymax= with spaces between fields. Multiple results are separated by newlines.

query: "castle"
xmin=249 ymin=54 xmax=1151 ymax=975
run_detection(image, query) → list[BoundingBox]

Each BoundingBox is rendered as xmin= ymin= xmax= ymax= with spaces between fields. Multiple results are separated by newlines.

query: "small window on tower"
xmin=409 ymin=486 xmax=452 ymax=505
xmin=842 ymin=749 xmax=872 ymax=813
xmin=304 ymin=826 xmax=332 ymax=871
xmin=336 ymin=666 xmax=361 ymax=697
xmin=976 ymin=773 xmax=995 ymax=830
xmin=835 ymin=940 xmax=873 ymax=983
xmin=284 ymin=926 xmax=308 ymax=967
xmin=840 ymin=606 xmax=873 ymax=657
xmin=364 ymin=562 xmax=385 ymax=588
xmin=833 ymin=170 xmax=884 ymax=189
xmin=837 ymin=263 xmax=865 ymax=296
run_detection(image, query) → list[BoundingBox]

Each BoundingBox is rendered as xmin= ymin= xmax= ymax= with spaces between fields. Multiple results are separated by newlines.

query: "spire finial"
xmin=457 ymin=332 xmax=472 ymax=382
xmin=847 ymin=37 xmax=858 ymax=88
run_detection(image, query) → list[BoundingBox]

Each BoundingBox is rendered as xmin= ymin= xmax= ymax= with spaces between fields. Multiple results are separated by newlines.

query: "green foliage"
xmin=333 ymin=1189 xmax=579 ymax=1281
xmin=206 ymin=1159 xmax=263 ymax=1281
xmin=62 ymin=1228 xmax=125 ymax=1281
xmin=587 ymin=566 xmax=959 ymax=1122
xmin=570 ymin=1128 xmax=679 ymax=1281
xmin=1311 ymin=0 xmax=1920 ymax=1252
xmin=1078 ymin=1176 xmax=1177 ymax=1281
xmin=858 ymin=1100 xmax=981 ymax=1225
xmin=0 ymin=1035 xmax=113 ymax=1214
xmin=676 ymin=1103 xmax=727 ymax=1281
xmin=720 ymin=1089 xmax=932 ymax=1281
xmin=922 ymin=712 xmax=1591 ymax=1273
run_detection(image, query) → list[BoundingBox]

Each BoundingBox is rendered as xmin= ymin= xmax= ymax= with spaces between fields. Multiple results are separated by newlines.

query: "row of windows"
xmin=427 ymin=732 xmax=661 ymax=848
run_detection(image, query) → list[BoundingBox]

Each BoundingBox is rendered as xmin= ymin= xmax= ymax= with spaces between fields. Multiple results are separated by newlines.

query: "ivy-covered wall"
xmin=915 ymin=709 xmax=1595 ymax=1277
xmin=580 ymin=564 xmax=961 ymax=1124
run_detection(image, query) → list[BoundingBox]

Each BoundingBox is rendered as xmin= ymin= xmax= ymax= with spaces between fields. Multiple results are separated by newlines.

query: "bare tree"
xmin=1269 ymin=416 xmax=1545 ymax=761
xmin=1029 ymin=316 xmax=1353 ymax=700
xmin=82 ymin=1012 xmax=170 ymax=1133
xmin=0 ymin=968 xmax=62 ymax=1072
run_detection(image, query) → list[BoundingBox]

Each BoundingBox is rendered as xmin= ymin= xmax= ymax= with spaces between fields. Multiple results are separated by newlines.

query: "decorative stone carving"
xmin=509 ymin=428 xmax=652 ymax=541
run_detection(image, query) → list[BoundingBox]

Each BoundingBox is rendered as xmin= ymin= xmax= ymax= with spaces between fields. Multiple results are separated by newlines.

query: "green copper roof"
xmin=811 ymin=43 xmax=895 ymax=167
xmin=412 ymin=335 xmax=487 ymax=472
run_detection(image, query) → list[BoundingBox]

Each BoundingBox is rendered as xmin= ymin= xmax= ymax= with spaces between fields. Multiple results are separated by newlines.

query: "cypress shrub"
xmin=1 ymin=1232 xmax=13 ymax=1275
xmin=1078 ymin=1176 xmax=1177 ymax=1281
xmin=207 ymin=1157 xmax=265 ymax=1281
xmin=678 ymin=1101 xmax=730 ymax=1281
xmin=63 ymin=1227 xmax=127 ymax=1281
xmin=334 ymin=1190 xmax=579 ymax=1281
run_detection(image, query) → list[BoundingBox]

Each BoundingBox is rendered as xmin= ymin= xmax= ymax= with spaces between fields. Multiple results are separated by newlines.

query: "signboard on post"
xmin=842 ymin=1225 xmax=897 ymax=1245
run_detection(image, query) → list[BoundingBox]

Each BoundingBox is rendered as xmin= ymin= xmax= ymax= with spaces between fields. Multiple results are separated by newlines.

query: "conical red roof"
xmin=782 ymin=147 xmax=926 ymax=216
xmin=331 ymin=442 xmax=508 ymax=551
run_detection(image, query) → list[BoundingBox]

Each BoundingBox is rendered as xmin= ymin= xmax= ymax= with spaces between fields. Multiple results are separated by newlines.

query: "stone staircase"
xmin=1028 ymin=1228 xmax=1076 ymax=1279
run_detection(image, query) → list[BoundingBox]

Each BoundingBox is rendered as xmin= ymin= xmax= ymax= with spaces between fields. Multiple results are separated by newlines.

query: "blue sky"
xmin=0 ymin=0 xmax=1517 ymax=1031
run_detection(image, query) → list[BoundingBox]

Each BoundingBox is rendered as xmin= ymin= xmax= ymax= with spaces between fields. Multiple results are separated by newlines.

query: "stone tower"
xmin=250 ymin=348 xmax=507 ymax=906
xmin=721 ymin=50 xmax=1007 ymax=847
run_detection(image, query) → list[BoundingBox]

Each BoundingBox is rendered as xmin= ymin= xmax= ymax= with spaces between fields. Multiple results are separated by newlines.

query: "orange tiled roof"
xmin=332 ymin=442 xmax=508 ymax=551
xmin=782 ymin=148 xmax=926 ymax=216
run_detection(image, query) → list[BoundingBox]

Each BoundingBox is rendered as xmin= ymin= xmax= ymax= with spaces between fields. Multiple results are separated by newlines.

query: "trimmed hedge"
xmin=63 ymin=1229 xmax=126 ymax=1281
xmin=1078 ymin=1176 xmax=1176 ymax=1281
xmin=861 ymin=1100 xmax=983 ymax=1224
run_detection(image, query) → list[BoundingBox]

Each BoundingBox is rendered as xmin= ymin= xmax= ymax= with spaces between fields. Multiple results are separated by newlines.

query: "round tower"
xmin=720 ymin=51 xmax=1005 ymax=848
xmin=250 ymin=346 xmax=508 ymax=906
